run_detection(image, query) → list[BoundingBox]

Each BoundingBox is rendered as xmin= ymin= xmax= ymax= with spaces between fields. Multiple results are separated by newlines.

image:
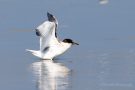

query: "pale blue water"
xmin=0 ymin=0 xmax=135 ymax=90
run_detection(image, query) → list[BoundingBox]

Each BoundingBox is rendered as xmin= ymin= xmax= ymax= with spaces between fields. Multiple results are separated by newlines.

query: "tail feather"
xmin=26 ymin=49 xmax=41 ymax=58
xmin=26 ymin=49 xmax=37 ymax=53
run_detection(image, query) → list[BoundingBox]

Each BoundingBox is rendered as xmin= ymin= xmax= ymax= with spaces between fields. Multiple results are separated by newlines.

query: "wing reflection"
xmin=31 ymin=60 xmax=70 ymax=90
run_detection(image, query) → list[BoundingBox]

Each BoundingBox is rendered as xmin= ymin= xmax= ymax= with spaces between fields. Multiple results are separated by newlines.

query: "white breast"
xmin=41 ymin=42 xmax=72 ymax=59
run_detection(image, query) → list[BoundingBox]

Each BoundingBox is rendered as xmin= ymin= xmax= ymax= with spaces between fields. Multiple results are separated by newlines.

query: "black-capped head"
xmin=63 ymin=39 xmax=79 ymax=45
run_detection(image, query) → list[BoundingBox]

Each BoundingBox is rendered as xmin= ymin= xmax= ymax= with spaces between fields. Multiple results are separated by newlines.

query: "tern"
xmin=27 ymin=12 xmax=79 ymax=60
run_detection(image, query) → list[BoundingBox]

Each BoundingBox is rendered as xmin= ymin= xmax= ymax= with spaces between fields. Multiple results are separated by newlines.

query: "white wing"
xmin=36 ymin=13 xmax=59 ymax=52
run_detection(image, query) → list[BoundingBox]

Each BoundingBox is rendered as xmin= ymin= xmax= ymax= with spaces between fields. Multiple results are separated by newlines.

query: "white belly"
xmin=41 ymin=43 xmax=71 ymax=59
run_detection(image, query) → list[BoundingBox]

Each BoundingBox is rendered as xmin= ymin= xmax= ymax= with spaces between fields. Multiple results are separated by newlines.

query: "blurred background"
xmin=0 ymin=0 xmax=135 ymax=90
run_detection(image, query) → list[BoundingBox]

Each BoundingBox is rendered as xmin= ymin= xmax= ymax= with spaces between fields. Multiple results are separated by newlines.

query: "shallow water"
xmin=0 ymin=0 xmax=135 ymax=90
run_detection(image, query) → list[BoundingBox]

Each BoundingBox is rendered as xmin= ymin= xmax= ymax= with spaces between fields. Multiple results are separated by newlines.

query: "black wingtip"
xmin=35 ymin=29 xmax=41 ymax=36
xmin=47 ymin=12 xmax=55 ymax=22
xmin=47 ymin=12 xmax=51 ymax=16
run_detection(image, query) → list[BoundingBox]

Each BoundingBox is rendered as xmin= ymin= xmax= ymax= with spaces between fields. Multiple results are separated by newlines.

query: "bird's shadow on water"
xmin=30 ymin=59 xmax=71 ymax=90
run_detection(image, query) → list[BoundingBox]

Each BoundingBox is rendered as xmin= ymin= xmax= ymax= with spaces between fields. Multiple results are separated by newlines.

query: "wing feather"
xmin=36 ymin=13 xmax=59 ymax=52
xmin=37 ymin=22 xmax=59 ymax=52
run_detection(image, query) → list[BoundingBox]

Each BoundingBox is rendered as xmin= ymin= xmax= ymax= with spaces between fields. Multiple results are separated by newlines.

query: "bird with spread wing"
xmin=26 ymin=12 xmax=79 ymax=60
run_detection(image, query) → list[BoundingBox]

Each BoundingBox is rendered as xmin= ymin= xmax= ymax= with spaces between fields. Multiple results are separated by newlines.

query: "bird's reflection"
xmin=31 ymin=60 xmax=70 ymax=90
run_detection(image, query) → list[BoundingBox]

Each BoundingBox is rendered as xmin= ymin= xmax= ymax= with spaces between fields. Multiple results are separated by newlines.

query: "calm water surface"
xmin=0 ymin=0 xmax=135 ymax=90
